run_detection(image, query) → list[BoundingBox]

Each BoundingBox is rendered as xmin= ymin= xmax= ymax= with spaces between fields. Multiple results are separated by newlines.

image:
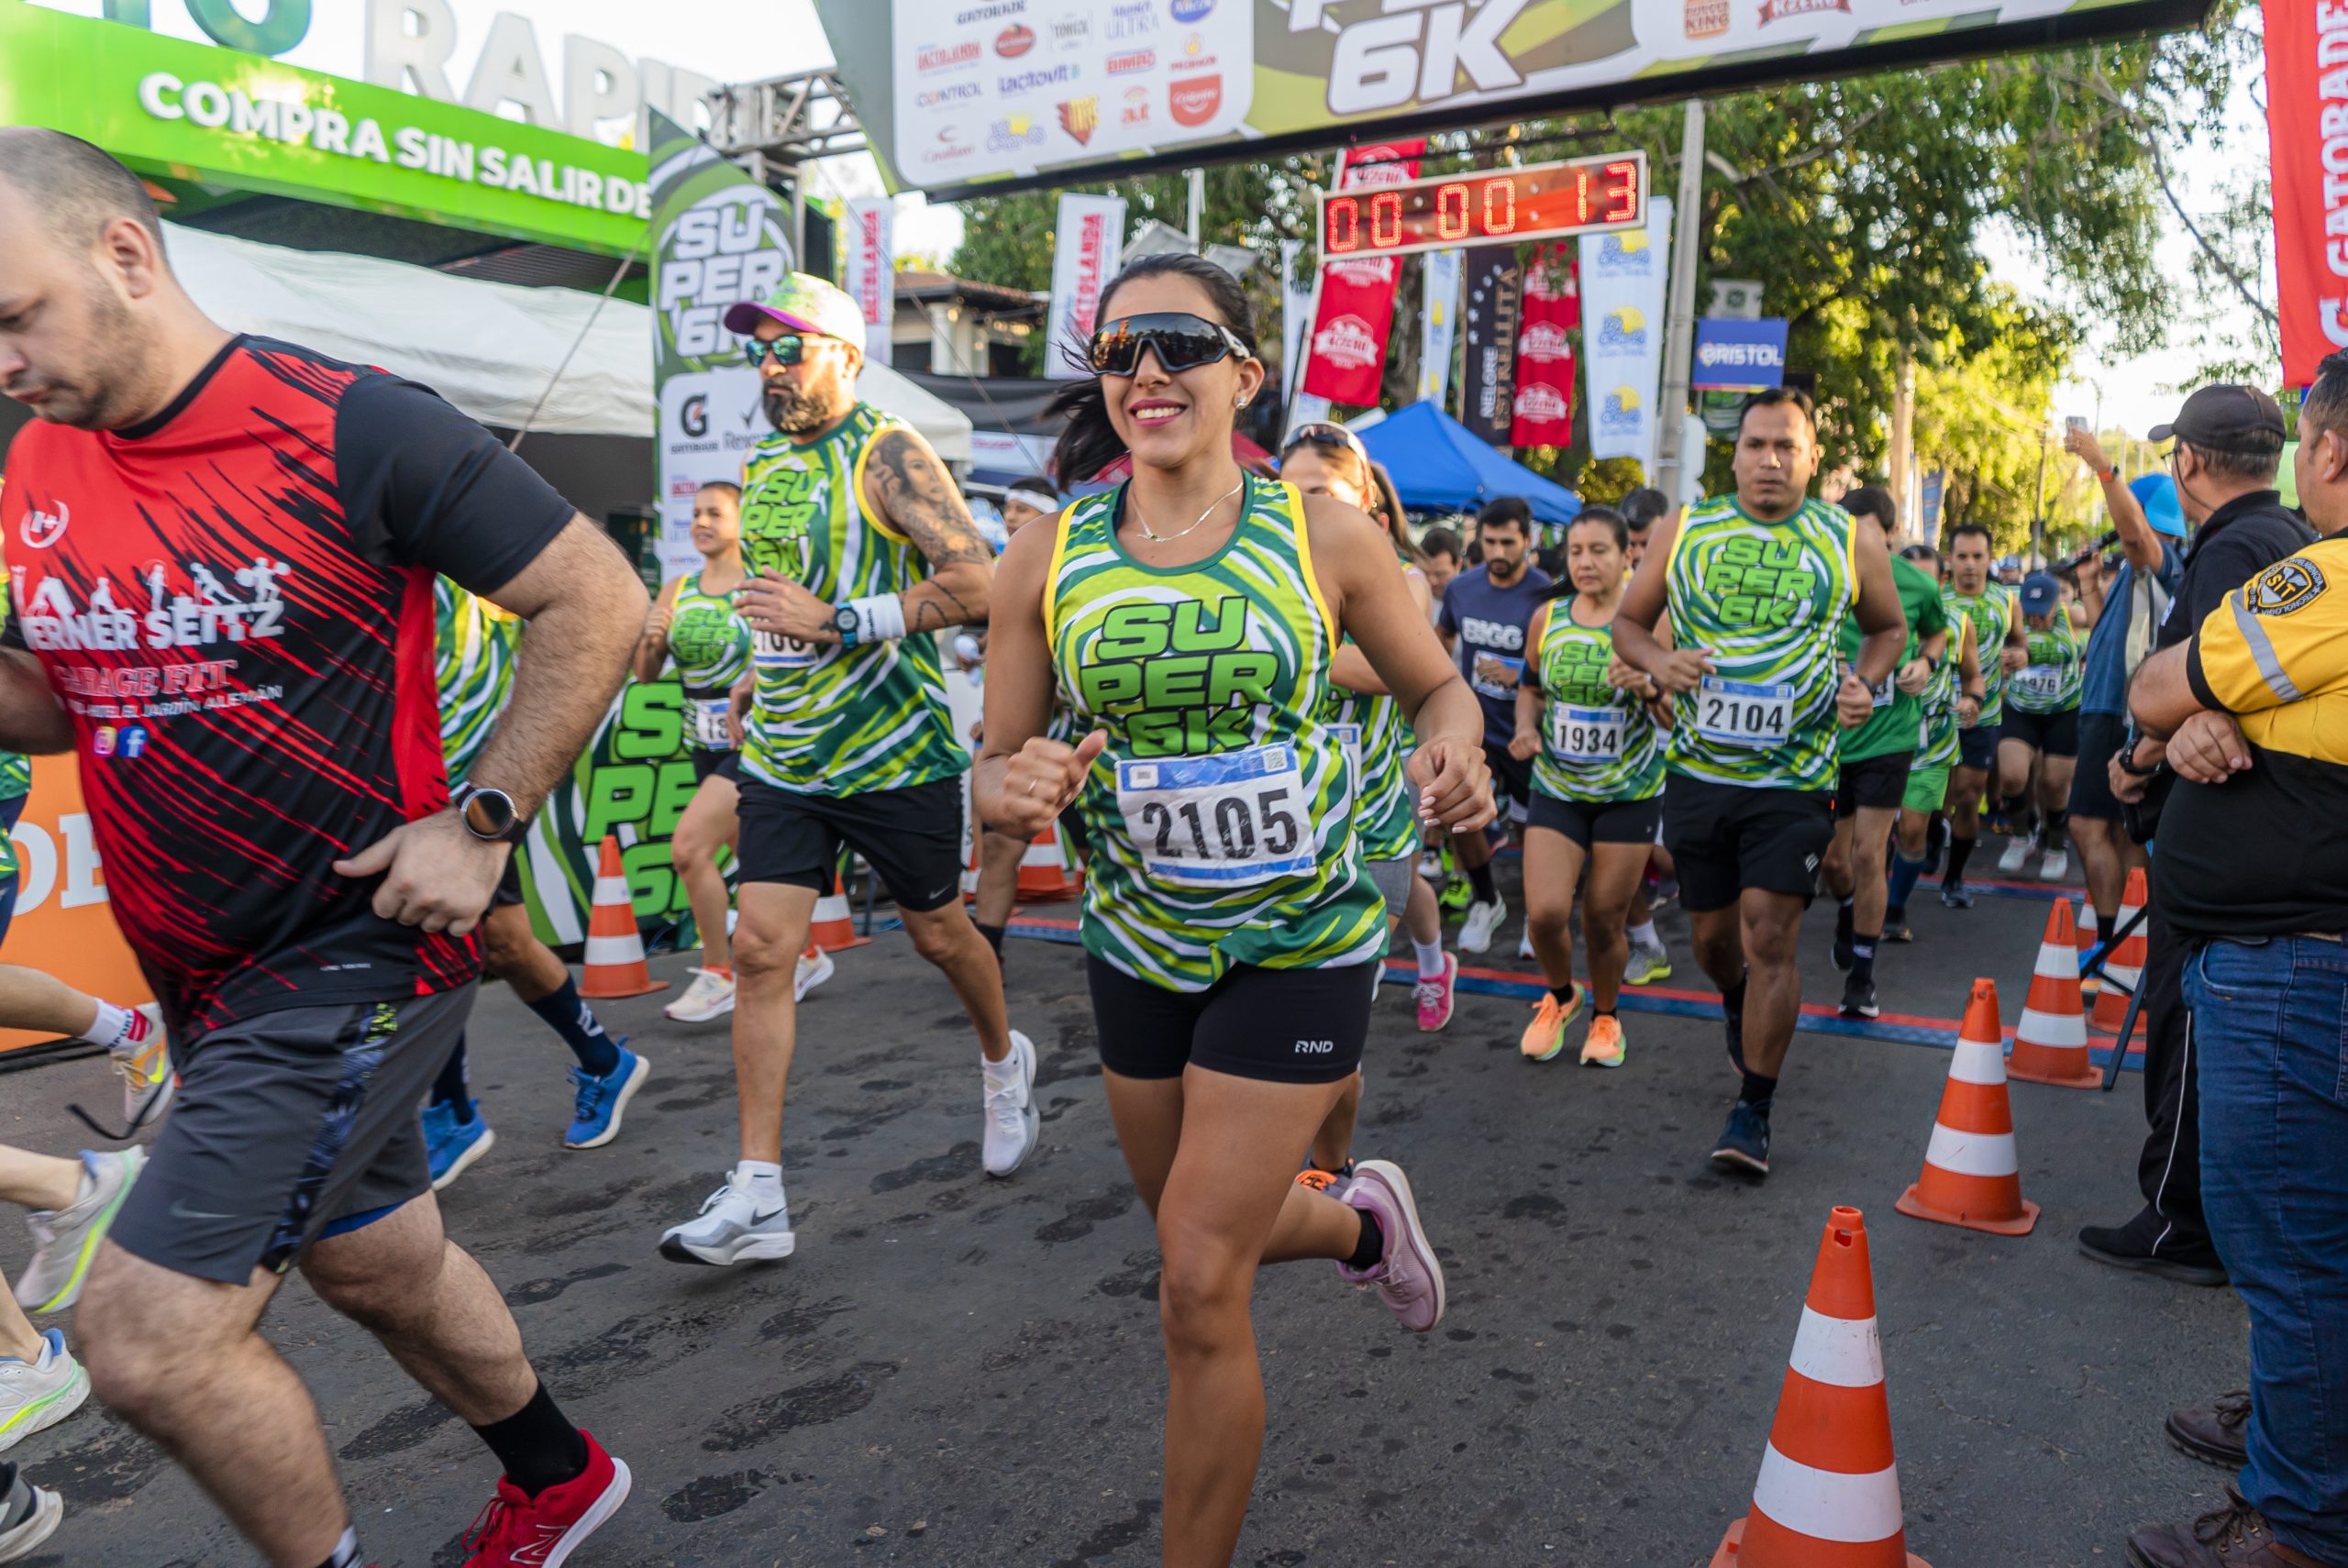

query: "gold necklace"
xmin=1134 ymin=477 xmax=1245 ymax=545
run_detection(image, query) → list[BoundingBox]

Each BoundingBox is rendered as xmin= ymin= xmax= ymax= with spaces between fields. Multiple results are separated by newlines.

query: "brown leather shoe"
xmin=2167 ymin=1392 xmax=2252 ymax=1469
xmin=2127 ymin=1488 xmax=2338 ymax=1567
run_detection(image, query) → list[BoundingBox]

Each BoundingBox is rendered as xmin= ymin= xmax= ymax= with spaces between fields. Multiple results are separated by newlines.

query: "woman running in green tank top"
xmin=975 ymin=255 xmax=1494 ymax=1568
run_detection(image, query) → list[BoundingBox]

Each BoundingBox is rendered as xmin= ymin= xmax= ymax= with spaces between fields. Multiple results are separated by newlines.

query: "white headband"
xmin=1005 ymin=484 xmax=1061 ymax=513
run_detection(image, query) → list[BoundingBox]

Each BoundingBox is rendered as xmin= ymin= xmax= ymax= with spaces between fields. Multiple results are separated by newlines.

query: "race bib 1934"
xmin=692 ymin=698 xmax=736 ymax=749
xmin=1550 ymin=703 xmax=1625 ymax=763
xmin=1115 ymin=742 xmax=1313 ymax=889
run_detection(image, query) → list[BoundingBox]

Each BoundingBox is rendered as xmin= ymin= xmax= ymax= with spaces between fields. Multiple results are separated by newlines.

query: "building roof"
xmin=894 ymin=269 xmax=1045 ymax=315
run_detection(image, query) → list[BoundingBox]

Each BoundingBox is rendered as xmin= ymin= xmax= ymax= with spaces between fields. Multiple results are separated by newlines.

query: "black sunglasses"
xmin=743 ymin=335 xmax=817 ymax=369
xmin=1087 ymin=312 xmax=1254 ymax=377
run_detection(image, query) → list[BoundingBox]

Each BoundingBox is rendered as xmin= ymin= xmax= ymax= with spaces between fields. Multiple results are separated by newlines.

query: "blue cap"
xmin=2129 ymin=472 xmax=2186 ymax=538
xmin=2020 ymin=571 xmax=2061 ymax=616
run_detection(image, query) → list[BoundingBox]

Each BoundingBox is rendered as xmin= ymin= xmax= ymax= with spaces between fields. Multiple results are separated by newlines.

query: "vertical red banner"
xmin=1301 ymin=140 xmax=1425 ymax=407
xmin=1510 ymin=245 xmax=1580 ymax=446
xmin=2265 ymin=0 xmax=2348 ymax=388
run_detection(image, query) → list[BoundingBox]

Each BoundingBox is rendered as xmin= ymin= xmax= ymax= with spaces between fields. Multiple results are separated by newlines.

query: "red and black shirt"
xmin=0 ymin=336 xmax=573 ymax=1034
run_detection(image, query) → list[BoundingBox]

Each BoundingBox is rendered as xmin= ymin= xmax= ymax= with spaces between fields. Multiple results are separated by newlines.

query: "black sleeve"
xmin=2160 ymin=536 xmax=2264 ymax=652
xmin=334 ymin=374 xmax=580 ymax=596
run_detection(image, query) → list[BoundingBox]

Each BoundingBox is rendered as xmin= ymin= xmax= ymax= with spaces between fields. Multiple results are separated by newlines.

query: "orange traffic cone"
xmin=1896 ymin=980 xmax=2038 ymax=1236
xmin=1015 ymin=823 xmax=1083 ymax=901
xmin=2090 ymin=868 xmax=2149 ymax=1035
xmin=1711 ymin=1206 xmax=1932 ymax=1568
xmin=579 ymin=834 xmax=666 ymax=999
xmin=2009 ymin=902 xmax=2099 ymax=1089
xmin=808 ymin=869 xmax=871 ymax=952
xmin=2074 ymin=900 xmax=2100 ymax=998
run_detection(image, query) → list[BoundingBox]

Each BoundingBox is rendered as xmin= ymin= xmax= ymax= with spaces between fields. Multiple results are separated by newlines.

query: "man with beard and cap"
xmin=657 ymin=274 xmax=1040 ymax=1270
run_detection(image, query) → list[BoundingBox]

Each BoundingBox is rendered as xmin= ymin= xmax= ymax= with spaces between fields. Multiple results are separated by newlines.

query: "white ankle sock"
xmin=1627 ymin=921 xmax=1658 ymax=947
xmin=83 ymin=1000 xmax=137 ymax=1050
xmin=736 ymin=1160 xmax=784 ymax=1201
xmin=1413 ymin=939 xmax=1446 ymax=979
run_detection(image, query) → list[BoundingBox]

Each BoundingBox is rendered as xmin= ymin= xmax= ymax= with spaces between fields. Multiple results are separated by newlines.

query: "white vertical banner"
xmin=1279 ymin=237 xmax=1312 ymax=395
xmin=844 ymin=196 xmax=895 ymax=362
xmin=1417 ymin=248 xmax=1462 ymax=407
xmin=1045 ymin=193 xmax=1129 ymax=381
xmin=1578 ymin=195 xmax=1671 ymax=466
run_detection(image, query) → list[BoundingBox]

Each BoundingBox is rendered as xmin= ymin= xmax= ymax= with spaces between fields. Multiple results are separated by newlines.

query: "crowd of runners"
xmin=0 ymin=128 xmax=2270 ymax=1568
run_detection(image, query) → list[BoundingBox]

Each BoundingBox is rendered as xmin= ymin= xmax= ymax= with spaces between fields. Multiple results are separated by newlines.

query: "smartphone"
xmin=2065 ymin=415 xmax=2089 ymax=434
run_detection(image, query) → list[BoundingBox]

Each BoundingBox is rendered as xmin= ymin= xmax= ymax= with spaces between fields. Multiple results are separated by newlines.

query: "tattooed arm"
xmin=860 ymin=426 xmax=994 ymax=635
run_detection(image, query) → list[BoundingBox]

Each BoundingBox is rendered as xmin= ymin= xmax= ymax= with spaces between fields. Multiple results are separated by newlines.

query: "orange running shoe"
xmin=1519 ymin=985 xmax=1583 ymax=1062
xmin=1579 ymin=1012 xmax=1627 ymax=1068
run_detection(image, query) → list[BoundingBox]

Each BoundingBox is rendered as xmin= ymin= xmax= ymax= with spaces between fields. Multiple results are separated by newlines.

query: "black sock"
xmin=1722 ymin=972 xmax=1748 ymax=1021
xmin=1346 ymin=1209 xmax=1386 ymax=1271
xmin=2001 ymin=795 xmax=2035 ymax=836
xmin=1594 ymin=1005 xmax=1615 ymax=1018
xmin=1946 ymin=834 xmax=1976 ymax=884
xmin=430 ymin=1038 xmax=470 ymax=1110
xmin=471 ymin=1382 xmax=590 ymax=1498
xmin=526 ymin=979 xmax=622 ymax=1078
xmin=1550 ymin=982 xmax=1578 ymax=1006
xmin=1466 ymin=861 xmax=1498 ymax=906
xmin=1835 ymin=899 xmax=1854 ymax=935
xmin=1851 ymin=935 xmax=1877 ymax=985
xmin=2042 ymin=809 xmax=2068 ymax=855
xmin=1740 ymin=1068 xmax=1778 ymax=1108
xmin=975 ymin=922 xmax=1006 ymax=958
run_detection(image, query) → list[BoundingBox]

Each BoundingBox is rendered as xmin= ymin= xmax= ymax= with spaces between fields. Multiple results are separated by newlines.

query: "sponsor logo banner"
xmin=1300 ymin=141 xmax=1424 ymax=406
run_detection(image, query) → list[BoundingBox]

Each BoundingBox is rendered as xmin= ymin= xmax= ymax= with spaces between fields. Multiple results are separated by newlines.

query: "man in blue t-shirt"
xmin=1436 ymin=497 xmax=1552 ymax=952
xmin=2064 ymin=433 xmax=2185 ymax=933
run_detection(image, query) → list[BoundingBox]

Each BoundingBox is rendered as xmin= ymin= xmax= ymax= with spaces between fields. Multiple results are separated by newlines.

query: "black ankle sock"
xmin=1346 ymin=1209 xmax=1386 ymax=1271
xmin=1722 ymin=973 xmax=1748 ymax=1021
xmin=526 ymin=980 xmax=621 ymax=1079
xmin=2042 ymin=810 xmax=2068 ymax=855
xmin=429 ymin=1038 xmax=470 ymax=1110
xmin=1850 ymin=936 xmax=1877 ymax=985
xmin=1467 ymin=861 xmax=1498 ymax=905
xmin=1550 ymin=982 xmax=1578 ymax=1006
xmin=471 ymin=1383 xmax=589 ymax=1498
xmin=1946 ymin=834 xmax=1976 ymax=884
xmin=1594 ymin=1005 xmax=1616 ymax=1018
xmin=1739 ymin=1069 xmax=1778 ymax=1108
xmin=975 ymin=922 xmax=1006 ymax=957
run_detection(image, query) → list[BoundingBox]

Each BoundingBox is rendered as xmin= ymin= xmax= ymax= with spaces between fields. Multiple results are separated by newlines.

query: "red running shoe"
xmin=460 ymin=1432 xmax=630 ymax=1566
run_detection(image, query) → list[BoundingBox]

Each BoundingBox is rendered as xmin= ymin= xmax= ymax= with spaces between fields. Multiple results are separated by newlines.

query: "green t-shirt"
xmin=2007 ymin=603 xmax=2085 ymax=714
xmin=1839 ymin=553 xmax=1949 ymax=764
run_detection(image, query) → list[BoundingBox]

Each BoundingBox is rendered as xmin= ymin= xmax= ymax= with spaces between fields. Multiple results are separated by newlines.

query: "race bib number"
xmin=1327 ymin=722 xmax=1364 ymax=780
xmin=752 ymin=627 xmax=819 ymax=670
xmin=1469 ymin=649 xmax=1524 ymax=702
xmin=1695 ymin=677 xmax=1795 ymax=749
xmin=1870 ymin=669 xmax=1897 ymax=710
xmin=1549 ymin=704 xmax=1625 ymax=763
xmin=2015 ymin=665 xmax=2062 ymax=702
xmin=691 ymin=698 xmax=736 ymax=749
xmin=1115 ymin=743 xmax=1313 ymax=889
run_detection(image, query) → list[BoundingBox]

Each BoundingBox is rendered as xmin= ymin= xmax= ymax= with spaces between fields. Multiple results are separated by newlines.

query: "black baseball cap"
xmin=2149 ymin=384 xmax=2287 ymax=451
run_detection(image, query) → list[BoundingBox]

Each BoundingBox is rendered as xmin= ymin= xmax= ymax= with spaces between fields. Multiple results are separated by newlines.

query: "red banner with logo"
xmin=1510 ymin=245 xmax=1580 ymax=446
xmin=2266 ymin=0 xmax=2348 ymax=388
xmin=1301 ymin=140 xmax=1424 ymax=407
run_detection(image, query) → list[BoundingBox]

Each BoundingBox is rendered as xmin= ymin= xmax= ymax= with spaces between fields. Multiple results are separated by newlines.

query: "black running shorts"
xmin=1956 ymin=723 xmax=1999 ymax=773
xmin=1833 ymin=750 xmax=1913 ymax=819
xmin=691 ymin=747 xmax=742 ymax=787
xmin=2067 ymin=712 xmax=2129 ymax=822
xmin=736 ymin=775 xmax=966 ymax=913
xmin=1087 ymin=955 xmax=1377 ymax=1085
xmin=1526 ymin=790 xmax=1663 ymax=850
xmin=1482 ymin=740 xmax=1533 ymax=819
xmin=1661 ymin=772 xmax=1833 ymax=913
xmin=1999 ymin=707 xmax=2078 ymax=758
xmin=110 ymin=986 xmax=474 ymax=1284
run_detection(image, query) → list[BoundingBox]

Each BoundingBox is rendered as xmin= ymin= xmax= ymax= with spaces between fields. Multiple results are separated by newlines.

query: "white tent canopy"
xmin=162 ymin=224 xmax=973 ymax=460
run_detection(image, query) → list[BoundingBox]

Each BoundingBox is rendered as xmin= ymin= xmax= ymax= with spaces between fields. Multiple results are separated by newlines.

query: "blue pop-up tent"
xmin=1354 ymin=401 xmax=1582 ymax=525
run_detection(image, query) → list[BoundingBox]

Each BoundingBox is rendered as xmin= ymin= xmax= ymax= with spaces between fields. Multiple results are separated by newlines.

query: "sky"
xmin=28 ymin=0 xmax=2271 ymax=441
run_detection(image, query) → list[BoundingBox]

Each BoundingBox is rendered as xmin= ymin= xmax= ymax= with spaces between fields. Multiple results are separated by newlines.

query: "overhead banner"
xmin=1045 ymin=193 xmax=1128 ymax=380
xmin=826 ymin=0 xmax=2204 ymax=201
xmin=1579 ymin=196 xmax=1670 ymax=465
xmin=1418 ymin=248 xmax=1464 ymax=407
xmin=1459 ymin=245 xmax=1524 ymax=445
xmin=648 ymin=109 xmax=796 ymax=580
xmin=1511 ymin=245 xmax=1579 ymax=447
xmin=845 ymin=197 xmax=897 ymax=362
xmin=1301 ymin=141 xmax=1425 ymax=407
xmin=2265 ymin=0 xmax=2348 ymax=387
xmin=1690 ymin=317 xmax=1789 ymax=391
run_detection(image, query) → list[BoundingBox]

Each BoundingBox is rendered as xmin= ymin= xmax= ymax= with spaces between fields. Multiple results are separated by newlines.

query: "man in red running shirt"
xmin=0 ymin=131 xmax=647 ymax=1568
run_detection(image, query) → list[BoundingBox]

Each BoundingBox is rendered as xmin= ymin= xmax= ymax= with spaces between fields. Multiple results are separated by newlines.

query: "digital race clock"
xmin=1315 ymin=152 xmax=1648 ymax=260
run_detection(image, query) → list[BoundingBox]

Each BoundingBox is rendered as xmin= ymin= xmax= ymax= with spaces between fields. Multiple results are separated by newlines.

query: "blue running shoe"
xmin=425 ymin=1099 xmax=495 ymax=1191
xmin=1710 ymin=1100 xmax=1772 ymax=1176
xmin=565 ymin=1043 xmax=649 ymax=1150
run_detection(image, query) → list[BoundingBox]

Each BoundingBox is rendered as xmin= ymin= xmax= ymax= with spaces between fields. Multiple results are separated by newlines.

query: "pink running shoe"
xmin=1414 ymin=952 xmax=1457 ymax=1032
xmin=1339 ymin=1160 xmax=1445 ymax=1332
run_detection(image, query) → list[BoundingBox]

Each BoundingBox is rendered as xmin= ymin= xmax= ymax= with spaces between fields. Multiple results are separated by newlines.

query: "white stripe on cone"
xmin=1947 ymin=1038 xmax=2008 ymax=1087
xmin=1786 ymin=1307 xmax=1885 ymax=1389
xmin=814 ymin=893 xmax=850 ymax=922
xmin=592 ymin=876 xmax=631 ymax=906
xmin=2017 ymin=1005 xmax=2088 ymax=1046
xmin=1020 ymin=837 xmax=1064 ymax=868
xmin=584 ymin=935 xmax=642 ymax=967
xmin=1751 ymin=1445 xmax=1908 ymax=1543
xmin=1923 ymin=1123 xmax=2019 ymax=1179
xmin=2033 ymin=944 xmax=2081 ymax=980
xmin=2104 ymin=960 xmax=2143 ymax=989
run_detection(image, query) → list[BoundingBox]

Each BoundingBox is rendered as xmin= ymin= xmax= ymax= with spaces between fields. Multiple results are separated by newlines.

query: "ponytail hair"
xmin=1364 ymin=459 xmax=1423 ymax=567
xmin=1047 ymin=252 xmax=1259 ymax=486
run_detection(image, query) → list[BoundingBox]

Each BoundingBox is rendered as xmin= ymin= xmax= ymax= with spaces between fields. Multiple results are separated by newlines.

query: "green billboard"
xmin=0 ymin=2 xmax=649 ymax=256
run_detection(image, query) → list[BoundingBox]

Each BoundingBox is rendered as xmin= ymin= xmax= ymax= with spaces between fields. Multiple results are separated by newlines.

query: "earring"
xmin=1235 ymin=394 xmax=1248 ymax=408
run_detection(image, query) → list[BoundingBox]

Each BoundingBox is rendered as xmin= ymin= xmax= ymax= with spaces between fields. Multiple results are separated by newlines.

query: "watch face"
xmin=463 ymin=790 xmax=515 ymax=838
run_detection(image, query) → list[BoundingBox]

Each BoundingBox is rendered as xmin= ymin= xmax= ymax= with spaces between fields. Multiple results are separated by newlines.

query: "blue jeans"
xmin=2185 ymin=934 xmax=2348 ymax=1560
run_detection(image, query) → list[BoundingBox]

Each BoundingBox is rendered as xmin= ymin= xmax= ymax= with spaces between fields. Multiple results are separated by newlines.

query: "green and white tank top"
xmin=667 ymin=570 xmax=753 ymax=752
xmin=1046 ymin=476 xmax=1385 ymax=991
xmin=2007 ymin=603 xmax=2084 ymax=714
xmin=1915 ymin=629 xmax=1962 ymax=769
xmin=1944 ymin=586 xmax=2016 ymax=726
xmin=737 ymin=403 xmax=969 ymax=796
xmin=1321 ymin=557 xmax=1422 ymax=865
xmin=1662 ymin=495 xmax=1856 ymax=792
xmin=1530 ymin=604 xmax=1663 ymax=804
xmin=436 ymin=576 xmax=520 ymax=786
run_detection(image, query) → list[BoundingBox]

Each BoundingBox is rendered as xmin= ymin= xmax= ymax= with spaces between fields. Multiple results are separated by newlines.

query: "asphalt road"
xmin=0 ymin=863 xmax=2248 ymax=1567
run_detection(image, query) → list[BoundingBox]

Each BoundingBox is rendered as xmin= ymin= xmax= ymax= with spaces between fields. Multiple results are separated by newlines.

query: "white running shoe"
xmin=665 ymin=966 xmax=737 ymax=1022
xmin=16 ymin=1150 xmax=142 ymax=1315
xmin=0 ymin=1330 xmax=89 ymax=1454
xmin=658 ymin=1169 xmax=795 ymax=1266
xmin=0 ymin=1460 xmax=63 ymax=1561
xmin=982 ymin=1030 xmax=1040 ymax=1178
xmin=1997 ymin=835 xmax=2033 ymax=875
xmin=795 ymin=947 xmax=836 ymax=1001
xmin=1516 ymin=926 xmax=1535 ymax=961
xmin=1459 ymin=895 xmax=1506 ymax=955
xmin=110 ymin=1004 xmax=172 ymax=1131
xmin=2037 ymin=848 xmax=2070 ymax=882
